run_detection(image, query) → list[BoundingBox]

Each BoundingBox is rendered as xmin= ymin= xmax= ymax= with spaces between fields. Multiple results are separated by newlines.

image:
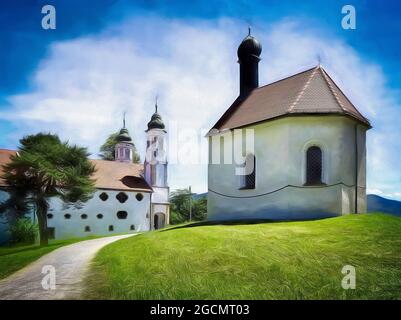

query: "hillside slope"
xmin=85 ymin=213 xmax=401 ymax=300
xmin=367 ymin=194 xmax=401 ymax=216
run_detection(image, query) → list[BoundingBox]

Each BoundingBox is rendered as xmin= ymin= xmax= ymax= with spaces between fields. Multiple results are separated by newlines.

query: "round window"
xmin=136 ymin=193 xmax=144 ymax=201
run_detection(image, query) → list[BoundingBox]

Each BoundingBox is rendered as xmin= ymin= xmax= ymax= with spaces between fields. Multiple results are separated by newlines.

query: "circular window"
xmin=116 ymin=192 xmax=128 ymax=203
xmin=81 ymin=214 xmax=88 ymax=219
xmin=97 ymin=214 xmax=103 ymax=219
xmin=99 ymin=192 xmax=108 ymax=201
xmin=116 ymin=211 xmax=128 ymax=219
xmin=136 ymin=193 xmax=143 ymax=201
xmin=64 ymin=214 xmax=71 ymax=220
xmin=47 ymin=214 xmax=53 ymax=219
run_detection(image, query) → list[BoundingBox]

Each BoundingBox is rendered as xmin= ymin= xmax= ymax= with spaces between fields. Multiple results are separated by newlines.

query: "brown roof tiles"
xmin=209 ymin=66 xmax=370 ymax=133
xmin=0 ymin=149 xmax=151 ymax=192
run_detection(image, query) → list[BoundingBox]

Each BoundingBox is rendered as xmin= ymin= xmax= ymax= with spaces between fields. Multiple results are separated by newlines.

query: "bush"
xmin=169 ymin=189 xmax=207 ymax=225
xmin=8 ymin=218 xmax=38 ymax=244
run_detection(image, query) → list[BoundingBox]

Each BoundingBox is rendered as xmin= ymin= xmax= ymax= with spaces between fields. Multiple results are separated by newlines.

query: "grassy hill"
xmin=84 ymin=213 xmax=401 ymax=300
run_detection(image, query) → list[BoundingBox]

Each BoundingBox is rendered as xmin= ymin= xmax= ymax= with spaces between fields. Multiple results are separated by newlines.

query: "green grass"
xmin=84 ymin=213 xmax=401 ymax=300
xmin=0 ymin=234 xmax=125 ymax=280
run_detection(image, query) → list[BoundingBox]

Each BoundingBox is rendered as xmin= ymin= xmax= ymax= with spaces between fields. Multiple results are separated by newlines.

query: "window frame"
xmin=239 ymin=153 xmax=256 ymax=190
xmin=304 ymin=145 xmax=325 ymax=186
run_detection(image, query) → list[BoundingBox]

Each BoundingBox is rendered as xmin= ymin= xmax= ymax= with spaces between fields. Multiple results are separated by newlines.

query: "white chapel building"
xmin=0 ymin=106 xmax=169 ymax=242
xmin=207 ymin=31 xmax=371 ymax=221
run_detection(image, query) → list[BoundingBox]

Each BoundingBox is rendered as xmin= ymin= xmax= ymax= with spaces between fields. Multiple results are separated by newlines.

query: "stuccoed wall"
xmin=0 ymin=189 xmax=10 ymax=244
xmin=207 ymin=115 xmax=367 ymax=221
xmin=47 ymin=189 xmax=151 ymax=239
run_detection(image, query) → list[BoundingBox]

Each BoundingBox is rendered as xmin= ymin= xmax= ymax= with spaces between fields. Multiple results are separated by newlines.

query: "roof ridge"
xmin=319 ymin=67 xmax=370 ymax=123
xmin=318 ymin=67 xmax=347 ymax=112
xmin=288 ymin=66 xmax=319 ymax=113
xmin=255 ymin=66 xmax=317 ymax=92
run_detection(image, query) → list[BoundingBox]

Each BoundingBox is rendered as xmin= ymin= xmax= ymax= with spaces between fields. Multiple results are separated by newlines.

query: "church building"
xmin=0 ymin=106 xmax=169 ymax=242
xmin=207 ymin=30 xmax=371 ymax=221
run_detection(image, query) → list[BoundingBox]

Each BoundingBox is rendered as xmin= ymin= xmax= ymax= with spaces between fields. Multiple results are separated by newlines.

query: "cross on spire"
xmin=123 ymin=111 xmax=126 ymax=128
xmin=248 ymin=26 xmax=251 ymax=36
xmin=155 ymin=95 xmax=158 ymax=113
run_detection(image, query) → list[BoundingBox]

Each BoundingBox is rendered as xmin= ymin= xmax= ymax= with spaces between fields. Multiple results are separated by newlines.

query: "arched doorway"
xmin=154 ymin=213 xmax=166 ymax=230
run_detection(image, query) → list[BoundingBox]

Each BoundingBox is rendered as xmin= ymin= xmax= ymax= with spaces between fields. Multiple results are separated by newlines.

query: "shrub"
xmin=8 ymin=218 xmax=38 ymax=244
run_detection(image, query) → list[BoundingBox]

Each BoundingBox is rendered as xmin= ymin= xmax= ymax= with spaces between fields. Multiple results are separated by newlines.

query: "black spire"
xmin=147 ymin=99 xmax=165 ymax=131
xmin=237 ymin=27 xmax=262 ymax=97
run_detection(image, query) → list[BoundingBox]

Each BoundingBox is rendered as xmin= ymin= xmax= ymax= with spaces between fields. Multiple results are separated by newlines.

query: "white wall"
xmin=47 ymin=189 xmax=151 ymax=239
xmin=208 ymin=115 xmax=368 ymax=221
xmin=0 ymin=189 xmax=10 ymax=244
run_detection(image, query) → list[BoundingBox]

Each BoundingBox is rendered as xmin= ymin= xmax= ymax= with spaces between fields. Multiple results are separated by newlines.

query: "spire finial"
xmin=123 ymin=111 xmax=126 ymax=128
xmin=316 ymin=54 xmax=322 ymax=67
xmin=155 ymin=95 xmax=158 ymax=113
xmin=248 ymin=25 xmax=251 ymax=36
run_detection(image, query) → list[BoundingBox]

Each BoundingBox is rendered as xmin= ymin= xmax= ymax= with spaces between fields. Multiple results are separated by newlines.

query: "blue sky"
xmin=0 ymin=0 xmax=400 ymax=198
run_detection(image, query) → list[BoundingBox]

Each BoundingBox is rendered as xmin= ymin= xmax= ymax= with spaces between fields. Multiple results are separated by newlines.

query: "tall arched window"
xmin=306 ymin=146 xmax=323 ymax=185
xmin=239 ymin=153 xmax=256 ymax=189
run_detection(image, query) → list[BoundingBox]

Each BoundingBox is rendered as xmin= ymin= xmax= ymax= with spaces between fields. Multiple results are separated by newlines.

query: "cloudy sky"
xmin=0 ymin=0 xmax=400 ymax=199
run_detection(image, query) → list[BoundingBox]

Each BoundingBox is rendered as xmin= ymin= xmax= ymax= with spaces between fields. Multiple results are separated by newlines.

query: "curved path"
xmin=0 ymin=234 xmax=134 ymax=300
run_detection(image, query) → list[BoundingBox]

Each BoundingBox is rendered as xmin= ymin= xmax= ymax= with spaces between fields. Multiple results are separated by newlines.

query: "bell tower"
xmin=144 ymin=101 xmax=169 ymax=230
xmin=237 ymin=27 xmax=262 ymax=97
xmin=115 ymin=114 xmax=133 ymax=163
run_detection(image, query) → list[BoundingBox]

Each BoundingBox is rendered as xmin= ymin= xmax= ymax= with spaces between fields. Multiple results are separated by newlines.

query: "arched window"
xmin=306 ymin=146 xmax=323 ymax=185
xmin=239 ymin=154 xmax=256 ymax=189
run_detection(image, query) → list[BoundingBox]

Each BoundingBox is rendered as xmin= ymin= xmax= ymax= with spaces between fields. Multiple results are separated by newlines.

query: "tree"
xmin=98 ymin=132 xmax=140 ymax=163
xmin=1 ymin=133 xmax=96 ymax=245
xmin=169 ymin=188 xmax=207 ymax=224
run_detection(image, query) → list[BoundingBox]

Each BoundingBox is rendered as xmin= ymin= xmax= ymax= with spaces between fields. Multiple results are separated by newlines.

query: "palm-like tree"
xmin=1 ymin=133 xmax=96 ymax=245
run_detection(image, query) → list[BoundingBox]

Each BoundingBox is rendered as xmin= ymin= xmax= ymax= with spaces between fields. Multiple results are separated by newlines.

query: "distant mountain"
xmin=367 ymin=194 xmax=401 ymax=216
xmin=192 ymin=192 xmax=207 ymax=200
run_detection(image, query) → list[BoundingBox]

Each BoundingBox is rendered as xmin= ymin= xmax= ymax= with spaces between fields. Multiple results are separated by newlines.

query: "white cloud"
xmin=0 ymin=17 xmax=400 ymax=196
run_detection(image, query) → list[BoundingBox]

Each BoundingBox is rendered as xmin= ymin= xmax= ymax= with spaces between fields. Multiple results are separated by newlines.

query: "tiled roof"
xmin=210 ymin=66 xmax=370 ymax=133
xmin=0 ymin=149 xmax=16 ymax=187
xmin=0 ymin=149 xmax=151 ymax=192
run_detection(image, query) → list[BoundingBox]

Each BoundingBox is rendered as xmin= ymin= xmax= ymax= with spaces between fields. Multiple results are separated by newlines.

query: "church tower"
xmin=237 ymin=27 xmax=262 ymax=97
xmin=115 ymin=116 xmax=133 ymax=163
xmin=144 ymin=102 xmax=170 ymax=229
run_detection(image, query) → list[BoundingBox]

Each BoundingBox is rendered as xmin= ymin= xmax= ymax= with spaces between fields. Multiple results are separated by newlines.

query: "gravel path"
xmin=0 ymin=234 xmax=134 ymax=300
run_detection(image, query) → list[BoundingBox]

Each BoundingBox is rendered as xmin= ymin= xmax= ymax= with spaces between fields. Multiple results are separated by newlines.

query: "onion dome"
xmin=237 ymin=27 xmax=262 ymax=61
xmin=147 ymin=103 xmax=165 ymax=130
xmin=116 ymin=127 xmax=133 ymax=144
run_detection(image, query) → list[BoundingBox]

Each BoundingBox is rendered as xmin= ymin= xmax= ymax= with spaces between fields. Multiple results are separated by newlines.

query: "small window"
xmin=116 ymin=192 xmax=128 ymax=203
xmin=239 ymin=154 xmax=256 ymax=190
xmin=130 ymin=225 xmax=135 ymax=231
xmin=81 ymin=214 xmax=88 ymax=219
xmin=97 ymin=214 xmax=103 ymax=219
xmin=47 ymin=227 xmax=55 ymax=239
xmin=99 ymin=192 xmax=108 ymax=201
xmin=84 ymin=226 xmax=91 ymax=232
xmin=136 ymin=193 xmax=143 ymax=201
xmin=306 ymin=146 xmax=323 ymax=185
xmin=47 ymin=214 xmax=53 ymax=219
xmin=117 ymin=211 xmax=128 ymax=219
xmin=64 ymin=214 xmax=71 ymax=220
xmin=109 ymin=225 xmax=114 ymax=232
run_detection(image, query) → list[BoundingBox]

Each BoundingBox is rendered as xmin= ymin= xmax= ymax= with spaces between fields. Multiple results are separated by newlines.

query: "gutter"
xmin=354 ymin=124 xmax=359 ymax=214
